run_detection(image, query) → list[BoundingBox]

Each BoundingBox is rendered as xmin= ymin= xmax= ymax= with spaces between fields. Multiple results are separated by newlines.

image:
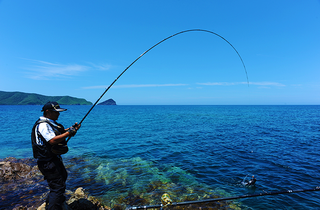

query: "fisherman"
xmin=31 ymin=101 xmax=81 ymax=210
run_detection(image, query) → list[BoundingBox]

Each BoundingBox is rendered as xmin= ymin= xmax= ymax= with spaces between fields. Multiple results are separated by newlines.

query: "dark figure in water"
xmin=244 ymin=175 xmax=256 ymax=186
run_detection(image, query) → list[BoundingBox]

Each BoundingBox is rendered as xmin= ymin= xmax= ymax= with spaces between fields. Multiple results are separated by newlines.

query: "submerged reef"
xmin=1 ymin=157 xmax=242 ymax=210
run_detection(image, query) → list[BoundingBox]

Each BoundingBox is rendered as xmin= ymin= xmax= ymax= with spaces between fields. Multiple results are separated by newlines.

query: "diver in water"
xmin=242 ymin=175 xmax=256 ymax=187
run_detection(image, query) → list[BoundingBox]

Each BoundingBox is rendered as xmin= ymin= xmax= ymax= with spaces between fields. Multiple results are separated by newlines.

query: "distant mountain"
xmin=98 ymin=99 xmax=117 ymax=105
xmin=0 ymin=91 xmax=92 ymax=105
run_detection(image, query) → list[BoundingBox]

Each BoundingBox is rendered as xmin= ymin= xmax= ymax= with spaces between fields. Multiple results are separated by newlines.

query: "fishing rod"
xmin=79 ymin=29 xmax=249 ymax=126
xmin=126 ymin=186 xmax=320 ymax=209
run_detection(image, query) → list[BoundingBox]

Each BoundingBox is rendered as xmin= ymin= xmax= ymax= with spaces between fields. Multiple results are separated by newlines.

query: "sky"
xmin=0 ymin=0 xmax=319 ymax=105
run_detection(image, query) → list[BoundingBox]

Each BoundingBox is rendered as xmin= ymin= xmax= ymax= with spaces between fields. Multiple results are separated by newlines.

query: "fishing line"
xmin=79 ymin=29 xmax=249 ymax=126
xmin=126 ymin=186 xmax=320 ymax=209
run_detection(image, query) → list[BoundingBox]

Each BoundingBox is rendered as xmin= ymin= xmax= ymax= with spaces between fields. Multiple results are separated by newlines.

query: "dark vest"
xmin=31 ymin=118 xmax=66 ymax=160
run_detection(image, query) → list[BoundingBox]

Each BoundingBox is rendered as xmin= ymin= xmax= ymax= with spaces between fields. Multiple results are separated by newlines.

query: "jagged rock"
xmin=66 ymin=187 xmax=110 ymax=210
xmin=1 ymin=158 xmax=111 ymax=210
xmin=16 ymin=187 xmax=110 ymax=210
xmin=36 ymin=201 xmax=71 ymax=210
xmin=0 ymin=157 xmax=40 ymax=182
xmin=12 ymin=205 xmax=28 ymax=210
xmin=37 ymin=202 xmax=46 ymax=210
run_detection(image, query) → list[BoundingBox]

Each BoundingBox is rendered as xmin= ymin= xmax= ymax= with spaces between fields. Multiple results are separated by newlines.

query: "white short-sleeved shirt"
xmin=35 ymin=116 xmax=58 ymax=145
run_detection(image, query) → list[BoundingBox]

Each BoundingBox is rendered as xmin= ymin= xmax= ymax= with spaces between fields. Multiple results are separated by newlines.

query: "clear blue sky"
xmin=0 ymin=0 xmax=319 ymax=105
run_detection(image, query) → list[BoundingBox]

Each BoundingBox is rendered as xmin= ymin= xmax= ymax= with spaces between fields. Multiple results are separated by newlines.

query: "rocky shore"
xmin=0 ymin=157 xmax=110 ymax=210
xmin=1 ymin=157 xmax=241 ymax=210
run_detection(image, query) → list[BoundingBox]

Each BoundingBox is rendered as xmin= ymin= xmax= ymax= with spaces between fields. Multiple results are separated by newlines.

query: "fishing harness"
xmin=31 ymin=118 xmax=69 ymax=159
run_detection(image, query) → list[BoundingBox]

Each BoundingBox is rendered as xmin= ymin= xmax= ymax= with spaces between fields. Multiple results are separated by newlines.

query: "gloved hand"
xmin=72 ymin=122 xmax=81 ymax=130
xmin=68 ymin=126 xmax=77 ymax=137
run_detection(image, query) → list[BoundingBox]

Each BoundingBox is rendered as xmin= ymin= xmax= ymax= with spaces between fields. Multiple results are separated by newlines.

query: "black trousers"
xmin=37 ymin=157 xmax=68 ymax=210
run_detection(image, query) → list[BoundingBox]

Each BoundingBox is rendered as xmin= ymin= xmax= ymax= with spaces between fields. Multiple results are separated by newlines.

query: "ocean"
xmin=1 ymin=105 xmax=320 ymax=209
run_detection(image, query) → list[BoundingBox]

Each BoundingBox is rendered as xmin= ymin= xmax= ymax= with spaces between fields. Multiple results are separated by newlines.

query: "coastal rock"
xmin=0 ymin=157 xmax=40 ymax=182
xmin=1 ymin=157 xmax=110 ymax=210
xmin=1 ymin=157 xmax=44 ymax=210
xmin=13 ymin=187 xmax=110 ymax=210
xmin=66 ymin=187 xmax=110 ymax=210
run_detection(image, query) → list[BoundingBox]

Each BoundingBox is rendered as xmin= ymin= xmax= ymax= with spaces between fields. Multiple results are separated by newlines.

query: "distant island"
xmin=0 ymin=91 xmax=92 ymax=105
xmin=98 ymin=99 xmax=117 ymax=105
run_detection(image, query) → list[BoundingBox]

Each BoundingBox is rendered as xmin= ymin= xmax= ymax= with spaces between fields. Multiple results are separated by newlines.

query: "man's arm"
xmin=48 ymin=132 xmax=70 ymax=145
xmin=48 ymin=123 xmax=81 ymax=145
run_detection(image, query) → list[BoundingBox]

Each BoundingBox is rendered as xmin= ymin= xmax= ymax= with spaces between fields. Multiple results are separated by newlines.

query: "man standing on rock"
xmin=31 ymin=101 xmax=81 ymax=210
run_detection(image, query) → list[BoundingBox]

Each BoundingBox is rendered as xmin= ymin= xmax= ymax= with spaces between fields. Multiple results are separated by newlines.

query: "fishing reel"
xmin=51 ymin=139 xmax=69 ymax=155
xmin=161 ymin=193 xmax=172 ymax=207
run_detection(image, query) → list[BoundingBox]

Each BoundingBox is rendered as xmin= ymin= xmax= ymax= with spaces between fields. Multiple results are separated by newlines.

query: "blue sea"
xmin=1 ymin=105 xmax=320 ymax=209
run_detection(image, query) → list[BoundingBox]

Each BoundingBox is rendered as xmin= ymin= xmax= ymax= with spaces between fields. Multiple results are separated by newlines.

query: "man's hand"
xmin=49 ymin=123 xmax=81 ymax=145
xmin=68 ymin=123 xmax=81 ymax=137
xmin=68 ymin=127 xmax=77 ymax=137
xmin=72 ymin=122 xmax=81 ymax=130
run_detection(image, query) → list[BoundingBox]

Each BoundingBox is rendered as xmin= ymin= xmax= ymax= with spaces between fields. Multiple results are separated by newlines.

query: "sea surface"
xmin=1 ymin=105 xmax=320 ymax=209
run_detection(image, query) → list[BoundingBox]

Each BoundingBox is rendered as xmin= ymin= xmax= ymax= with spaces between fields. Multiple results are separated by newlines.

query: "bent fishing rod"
xmin=78 ymin=29 xmax=249 ymax=126
xmin=126 ymin=186 xmax=320 ymax=210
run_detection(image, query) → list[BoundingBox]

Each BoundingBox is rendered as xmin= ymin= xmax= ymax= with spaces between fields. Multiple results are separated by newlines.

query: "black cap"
xmin=41 ymin=101 xmax=67 ymax=112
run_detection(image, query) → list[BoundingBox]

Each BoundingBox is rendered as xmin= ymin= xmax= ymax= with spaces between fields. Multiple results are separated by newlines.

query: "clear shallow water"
xmin=1 ymin=105 xmax=320 ymax=209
